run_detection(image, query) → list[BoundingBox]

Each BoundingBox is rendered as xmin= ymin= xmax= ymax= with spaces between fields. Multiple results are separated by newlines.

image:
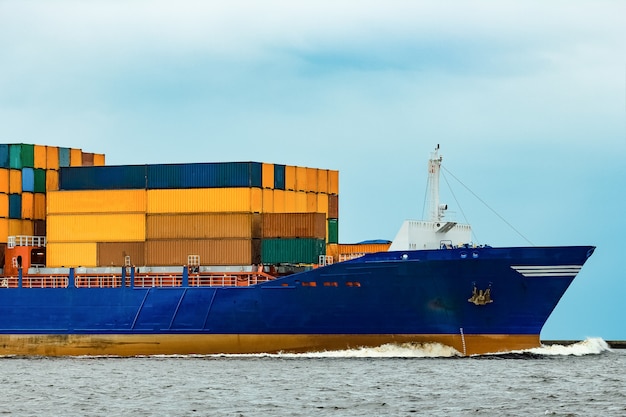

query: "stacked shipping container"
xmin=0 ymin=143 xmax=105 ymax=246
xmin=46 ymin=162 xmax=339 ymax=268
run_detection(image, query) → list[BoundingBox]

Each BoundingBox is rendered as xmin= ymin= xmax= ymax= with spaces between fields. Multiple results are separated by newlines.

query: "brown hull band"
xmin=0 ymin=333 xmax=540 ymax=357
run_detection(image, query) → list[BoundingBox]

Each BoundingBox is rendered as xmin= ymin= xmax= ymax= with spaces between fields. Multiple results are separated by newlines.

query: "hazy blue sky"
xmin=1 ymin=1 xmax=625 ymax=341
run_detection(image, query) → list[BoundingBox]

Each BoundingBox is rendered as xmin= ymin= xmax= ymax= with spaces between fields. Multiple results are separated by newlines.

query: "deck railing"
xmin=0 ymin=269 xmax=277 ymax=289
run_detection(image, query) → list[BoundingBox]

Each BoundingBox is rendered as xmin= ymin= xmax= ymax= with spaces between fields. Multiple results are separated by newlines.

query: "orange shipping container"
xmin=317 ymin=193 xmax=329 ymax=218
xmin=34 ymin=193 xmax=46 ymax=220
xmin=146 ymin=213 xmax=261 ymax=240
xmin=295 ymin=191 xmax=307 ymax=213
xmin=147 ymin=188 xmax=262 ymax=214
xmin=93 ymin=154 xmax=106 ymax=166
xmin=328 ymin=170 xmax=339 ymax=195
xmin=262 ymin=189 xmax=274 ymax=213
xmin=46 ymin=146 xmax=59 ymax=170
xmin=47 ymin=189 xmax=147 ymax=214
xmin=262 ymin=212 xmax=326 ymax=239
xmin=306 ymin=168 xmax=318 ymax=192
xmin=46 ymin=242 xmax=97 ymax=268
xmin=262 ymin=163 xmax=274 ymax=189
xmin=272 ymin=190 xmax=285 ymax=213
xmin=47 ymin=213 xmax=146 ymax=242
xmin=317 ymin=169 xmax=329 ymax=194
xmin=9 ymin=170 xmax=21 ymax=194
xmin=46 ymin=169 xmax=59 ymax=191
xmin=8 ymin=219 xmax=23 ymax=236
xmin=145 ymin=239 xmax=260 ymax=266
xmin=22 ymin=219 xmax=34 ymax=236
xmin=0 ymin=219 xmax=8 ymax=243
xmin=0 ymin=193 xmax=8 ymax=218
xmin=0 ymin=169 xmax=8 ymax=194
xmin=337 ymin=243 xmax=391 ymax=255
xmin=70 ymin=148 xmax=82 ymax=166
xmin=34 ymin=145 xmax=47 ymax=169
xmin=21 ymin=192 xmax=34 ymax=219
xmin=285 ymin=166 xmax=296 ymax=190
xmin=98 ymin=242 xmax=145 ymax=267
xmin=306 ymin=192 xmax=317 ymax=213
xmin=295 ymin=166 xmax=307 ymax=191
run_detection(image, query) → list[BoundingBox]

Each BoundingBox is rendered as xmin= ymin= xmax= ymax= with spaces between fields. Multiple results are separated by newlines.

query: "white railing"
xmin=8 ymin=235 xmax=47 ymax=249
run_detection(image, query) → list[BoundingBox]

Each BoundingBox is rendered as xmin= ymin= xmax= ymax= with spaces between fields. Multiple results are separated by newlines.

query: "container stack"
xmin=0 ymin=144 xmax=105 ymax=258
xmin=46 ymin=162 xmax=339 ymax=268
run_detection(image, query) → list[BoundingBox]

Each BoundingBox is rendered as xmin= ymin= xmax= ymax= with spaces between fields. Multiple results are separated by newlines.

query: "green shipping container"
xmin=261 ymin=238 xmax=326 ymax=264
xmin=9 ymin=144 xmax=35 ymax=169
xmin=327 ymin=218 xmax=339 ymax=244
xmin=34 ymin=168 xmax=46 ymax=193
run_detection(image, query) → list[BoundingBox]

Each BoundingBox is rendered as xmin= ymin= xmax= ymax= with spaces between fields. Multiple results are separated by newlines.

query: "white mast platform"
xmin=389 ymin=145 xmax=472 ymax=251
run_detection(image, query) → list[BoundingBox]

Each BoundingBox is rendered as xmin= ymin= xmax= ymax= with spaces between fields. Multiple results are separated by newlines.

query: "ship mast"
xmin=426 ymin=144 xmax=446 ymax=222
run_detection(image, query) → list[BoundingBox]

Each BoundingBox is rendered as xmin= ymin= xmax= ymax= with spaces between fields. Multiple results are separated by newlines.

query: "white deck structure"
xmin=389 ymin=145 xmax=472 ymax=251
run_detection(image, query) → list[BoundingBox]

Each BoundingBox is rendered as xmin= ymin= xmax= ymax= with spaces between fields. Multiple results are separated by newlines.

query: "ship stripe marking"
xmin=510 ymin=265 xmax=582 ymax=277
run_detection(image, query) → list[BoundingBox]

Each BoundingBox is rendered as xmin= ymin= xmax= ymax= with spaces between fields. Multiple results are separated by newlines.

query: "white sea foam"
xmin=280 ymin=342 xmax=462 ymax=358
xmin=528 ymin=337 xmax=612 ymax=356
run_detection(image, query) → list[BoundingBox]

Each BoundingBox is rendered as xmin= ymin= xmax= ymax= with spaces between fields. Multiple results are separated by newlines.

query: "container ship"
xmin=0 ymin=144 xmax=594 ymax=356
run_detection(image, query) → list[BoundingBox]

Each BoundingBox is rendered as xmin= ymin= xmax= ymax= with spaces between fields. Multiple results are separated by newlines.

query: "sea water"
xmin=0 ymin=338 xmax=623 ymax=417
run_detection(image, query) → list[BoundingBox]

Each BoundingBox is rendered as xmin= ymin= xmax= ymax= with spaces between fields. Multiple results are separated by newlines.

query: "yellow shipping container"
xmin=70 ymin=148 xmax=82 ymax=166
xmin=285 ymin=165 xmax=296 ymax=190
xmin=329 ymin=170 xmax=339 ymax=195
xmin=21 ymin=192 xmax=34 ymax=219
xmin=47 ymin=213 xmax=146 ymax=242
xmin=262 ymin=163 xmax=274 ymax=189
xmin=317 ymin=169 xmax=329 ymax=194
xmin=46 ymin=242 xmax=98 ymax=268
xmin=47 ymin=189 xmax=147 ymax=214
xmin=9 ymin=169 xmax=21 ymax=194
xmin=0 ymin=169 xmax=9 ymax=194
xmin=34 ymin=193 xmax=46 ymax=220
xmin=146 ymin=213 xmax=261 ymax=239
xmin=93 ymin=153 xmax=105 ymax=166
xmin=34 ymin=145 xmax=47 ymax=169
xmin=147 ymin=188 xmax=262 ymax=214
xmin=46 ymin=146 xmax=59 ymax=170
xmin=296 ymin=166 xmax=307 ymax=192
xmin=46 ymin=169 xmax=59 ymax=191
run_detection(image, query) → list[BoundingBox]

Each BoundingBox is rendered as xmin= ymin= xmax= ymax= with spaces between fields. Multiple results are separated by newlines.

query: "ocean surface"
xmin=1 ymin=338 xmax=623 ymax=417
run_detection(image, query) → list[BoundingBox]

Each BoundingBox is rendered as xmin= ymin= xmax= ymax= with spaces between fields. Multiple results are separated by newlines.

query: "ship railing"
xmin=188 ymin=271 xmax=276 ymax=287
xmin=75 ymin=274 xmax=123 ymax=288
xmin=133 ymin=273 xmax=182 ymax=288
xmin=0 ymin=276 xmax=19 ymax=288
xmin=22 ymin=274 xmax=69 ymax=288
xmin=338 ymin=253 xmax=365 ymax=262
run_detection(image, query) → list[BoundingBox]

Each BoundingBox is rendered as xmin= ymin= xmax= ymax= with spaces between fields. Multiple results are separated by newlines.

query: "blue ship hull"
xmin=0 ymin=245 xmax=594 ymax=356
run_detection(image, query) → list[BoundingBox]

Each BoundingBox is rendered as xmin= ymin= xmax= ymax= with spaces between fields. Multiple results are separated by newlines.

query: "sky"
xmin=1 ymin=0 xmax=625 ymax=341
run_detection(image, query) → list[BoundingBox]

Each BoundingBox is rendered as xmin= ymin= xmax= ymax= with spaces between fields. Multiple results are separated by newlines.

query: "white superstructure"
xmin=389 ymin=145 xmax=472 ymax=250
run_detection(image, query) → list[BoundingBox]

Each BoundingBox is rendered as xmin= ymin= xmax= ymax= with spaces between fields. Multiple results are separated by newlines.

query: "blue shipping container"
xmin=22 ymin=167 xmax=35 ymax=193
xmin=59 ymin=165 xmax=147 ymax=190
xmin=58 ymin=148 xmax=71 ymax=168
xmin=0 ymin=145 xmax=9 ymax=168
xmin=9 ymin=193 xmax=22 ymax=219
xmin=274 ymin=164 xmax=286 ymax=190
xmin=147 ymin=162 xmax=263 ymax=189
